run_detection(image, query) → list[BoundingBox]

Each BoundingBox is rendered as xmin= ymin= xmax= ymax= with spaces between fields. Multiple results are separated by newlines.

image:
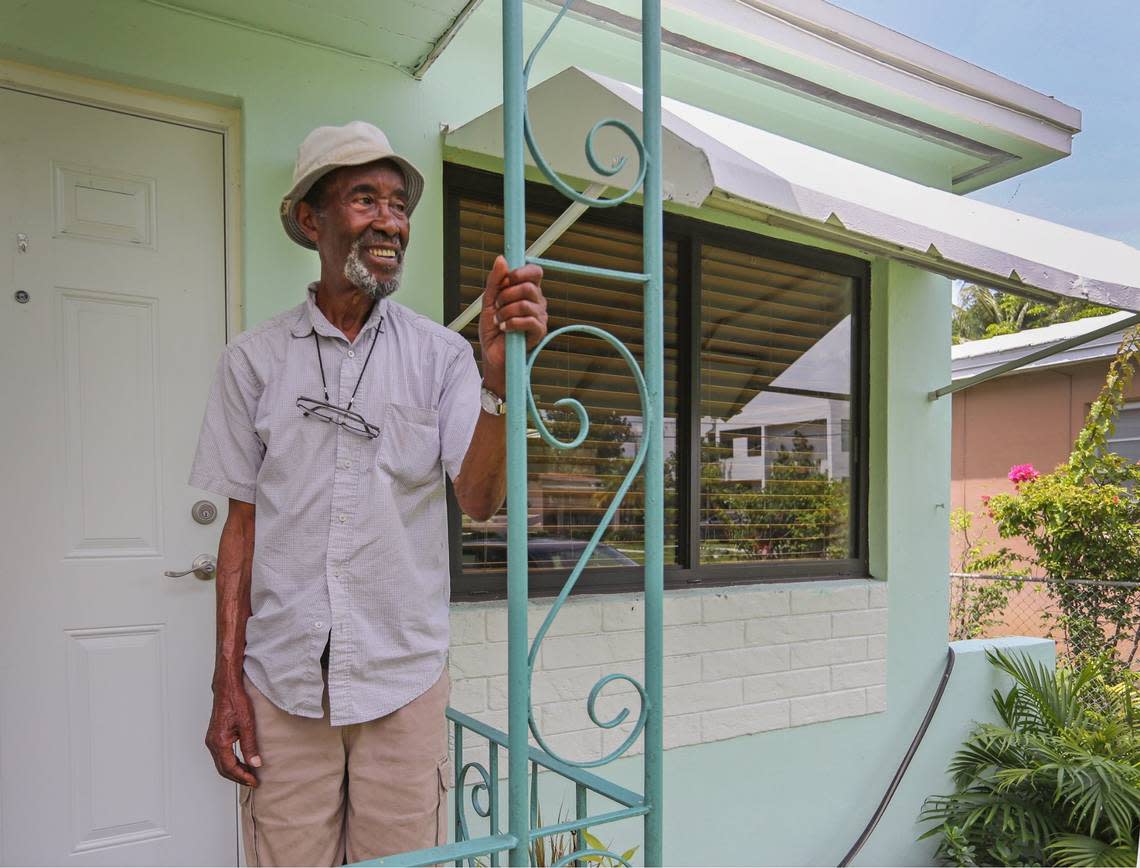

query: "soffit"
xmin=143 ymin=0 xmax=482 ymax=78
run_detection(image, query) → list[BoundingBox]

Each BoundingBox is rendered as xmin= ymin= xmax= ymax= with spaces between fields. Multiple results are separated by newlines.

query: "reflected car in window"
xmin=461 ymin=534 xmax=638 ymax=570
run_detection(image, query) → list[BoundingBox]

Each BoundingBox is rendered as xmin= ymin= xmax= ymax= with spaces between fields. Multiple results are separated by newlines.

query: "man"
xmin=190 ymin=121 xmax=547 ymax=866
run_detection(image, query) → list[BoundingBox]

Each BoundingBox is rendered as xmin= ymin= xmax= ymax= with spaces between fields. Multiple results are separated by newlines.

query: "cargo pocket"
xmin=435 ymin=756 xmax=454 ymax=847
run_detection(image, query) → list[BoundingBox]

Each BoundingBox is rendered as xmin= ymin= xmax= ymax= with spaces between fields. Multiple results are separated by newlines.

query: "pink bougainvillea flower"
xmin=980 ymin=495 xmax=991 ymax=505
xmin=1008 ymin=464 xmax=1039 ymax=484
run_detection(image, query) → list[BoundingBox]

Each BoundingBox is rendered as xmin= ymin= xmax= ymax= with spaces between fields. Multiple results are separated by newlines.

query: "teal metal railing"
xmin=364 ymin=1 xmax=662 ymax=864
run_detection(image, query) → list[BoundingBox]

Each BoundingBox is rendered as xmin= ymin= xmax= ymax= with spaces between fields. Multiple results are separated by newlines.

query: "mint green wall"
xmin=1 ymin=0 xmax=955 ymax=328
xmin=561 ymin=636 xmax=1054 ymax=866
xmin=465 ymin=636 xmax=1055 ymax=866
xmin=666 ymin=259 xmax=959 ymax=865
xmin=3 ymin=2 xmax=984 ymax=863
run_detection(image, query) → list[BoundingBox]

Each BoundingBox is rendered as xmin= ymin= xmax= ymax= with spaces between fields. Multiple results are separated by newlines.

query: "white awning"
xmin=445 ymin=67 xmax=1140 ymax=311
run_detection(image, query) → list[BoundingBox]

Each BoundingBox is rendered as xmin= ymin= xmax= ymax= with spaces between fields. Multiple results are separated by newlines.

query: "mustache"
xmin=352 ymin=234 xmax=404 ymax=261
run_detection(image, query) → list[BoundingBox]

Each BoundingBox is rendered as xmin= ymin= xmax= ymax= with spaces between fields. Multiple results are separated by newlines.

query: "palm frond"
xmin=923 ymin=652 xmax=1140 ymax=867
xmin=987 ymin=648 xmax=1093 ymax=733
xmin=1047 ymin=834 xmax=1138 ymax=867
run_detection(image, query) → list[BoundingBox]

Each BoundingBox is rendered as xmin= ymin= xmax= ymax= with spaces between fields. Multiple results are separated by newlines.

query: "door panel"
xmin=0 ymin=86 xmax=235 ymax=866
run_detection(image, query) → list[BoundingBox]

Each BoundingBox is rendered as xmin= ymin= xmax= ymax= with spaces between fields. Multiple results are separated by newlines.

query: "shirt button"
xmin=314 ymin=621 xmax=324 ymax=629
xmin=341 ymin=459 xmax=351 ymax=469
xmin=333 ymin=572 xmax=340 ymax=579
xmin=347 ymin=350 xmax=356 ymax=358
xmin=339 ymin=513 xmax=347 ymax=523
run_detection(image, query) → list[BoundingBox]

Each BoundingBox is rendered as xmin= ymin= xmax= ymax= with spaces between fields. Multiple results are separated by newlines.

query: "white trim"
xmin=732 ymin=0 xmax=1080 ymax=131
xmin=0 ymin=59 xmax=245 ymax=339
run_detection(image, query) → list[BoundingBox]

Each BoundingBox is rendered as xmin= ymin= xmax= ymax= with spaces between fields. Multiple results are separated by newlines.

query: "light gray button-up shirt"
xmin=190 ymin=288 xmax=481 ymax=725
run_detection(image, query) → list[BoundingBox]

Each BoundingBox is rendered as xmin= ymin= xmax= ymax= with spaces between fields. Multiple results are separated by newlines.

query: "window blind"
xmin=699 ymin=243 xmax=854 ymax=563
xmin=455 ymin=196 xmax=681 ymax=572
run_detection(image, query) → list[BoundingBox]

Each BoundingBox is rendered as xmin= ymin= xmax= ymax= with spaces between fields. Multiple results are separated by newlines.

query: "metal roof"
xmin=951 ymin=312 xmax=1137 ymax=379
xmin=446 ymin=67 xmax=1140 ymax=311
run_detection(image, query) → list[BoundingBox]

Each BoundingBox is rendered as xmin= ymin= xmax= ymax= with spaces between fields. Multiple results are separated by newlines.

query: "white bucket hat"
xmin=280 ymin=121 xmax=425 ymax=250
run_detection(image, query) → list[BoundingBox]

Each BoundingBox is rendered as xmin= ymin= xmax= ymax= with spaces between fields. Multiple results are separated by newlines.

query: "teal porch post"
xmin=501 ymin=1 xmax=530 ymax=864
xmin=500 ymin=1 xmax=663 ymax=865
xmin=640 ymin=0 xmax=664 ymax=863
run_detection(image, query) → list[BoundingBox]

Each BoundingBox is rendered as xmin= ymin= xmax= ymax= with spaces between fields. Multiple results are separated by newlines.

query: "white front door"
xmin=0 ymin=85 xmax=236 ymax=865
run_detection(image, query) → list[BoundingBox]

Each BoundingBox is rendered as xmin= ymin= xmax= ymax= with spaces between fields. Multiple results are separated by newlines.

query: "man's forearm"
xmin=213 ymin=499 xmax=255 ymax=690
xmin=453 ymin=409 xmax=507 ymax=522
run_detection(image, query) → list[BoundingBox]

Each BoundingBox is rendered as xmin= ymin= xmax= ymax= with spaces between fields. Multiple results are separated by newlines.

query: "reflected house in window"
xmin=714 ymin=316 xmax=852 ymax=485
xmin=447 ymin=171 xmax=866 ymax=585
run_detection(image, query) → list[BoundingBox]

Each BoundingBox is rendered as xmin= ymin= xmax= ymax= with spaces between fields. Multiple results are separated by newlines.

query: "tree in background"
xmin=755 ymin=432 xmax=848 ymax=559
xmin=531 ymin=404 xmax=635 ymax=541
xmin=952 ymin=284 xmax=1115 ymax=344
xmin=700 ymin=430 xmax=848 ymax=561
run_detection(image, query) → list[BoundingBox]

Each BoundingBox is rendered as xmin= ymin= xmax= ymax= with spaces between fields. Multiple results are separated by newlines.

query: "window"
xmin=445 ymin=167 xmax=868 ymax=597
xmin=1109 ymin=402 xmax=1140 ymax=464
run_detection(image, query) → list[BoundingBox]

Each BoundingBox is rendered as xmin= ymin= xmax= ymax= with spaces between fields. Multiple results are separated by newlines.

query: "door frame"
xmin=0 ymin=58 xmax=244 ymax=337
xmin=0 ymin=59 xmax=245 ymax=864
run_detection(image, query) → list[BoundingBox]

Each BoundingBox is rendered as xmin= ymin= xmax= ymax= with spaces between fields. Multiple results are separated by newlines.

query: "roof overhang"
xmin=530 ymin=0 xmax=1081 ymax=192
xmin=951 ymin=312 xmax=1138 ymax=380
xmin=446 ymin=67 xmax=1140 ymax=311
xmin=138 ymin=0 xmax=484 ymax=79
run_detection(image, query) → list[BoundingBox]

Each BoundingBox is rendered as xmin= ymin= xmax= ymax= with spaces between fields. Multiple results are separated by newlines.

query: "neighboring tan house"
xmin=5 ymin=1 xmax=1140 ymax=865
xmin=950 ymin=311 xmax=1140 ymax=566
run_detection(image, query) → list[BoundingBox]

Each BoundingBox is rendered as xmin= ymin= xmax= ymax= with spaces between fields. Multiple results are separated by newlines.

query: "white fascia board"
xmin=733 ymin=0 xmax=1080 ymax=131
xmin=666 ymin=0 xmax=1078 ymax=158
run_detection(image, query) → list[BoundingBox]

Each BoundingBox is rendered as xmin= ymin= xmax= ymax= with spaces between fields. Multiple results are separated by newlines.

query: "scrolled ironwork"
xmin=524 ymin=325 xmax=651 ymax=768
xmin=456 ymin=758 xmax=496 ymax=860
xmin=522 ymin=0 xmax=647 ymax=208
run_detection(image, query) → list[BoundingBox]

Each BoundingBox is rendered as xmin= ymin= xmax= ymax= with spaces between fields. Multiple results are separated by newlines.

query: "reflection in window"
xmin=700 ymin=244 xmax=853 ymax=563
xmin=454 ymin=197 xmax=680 ymax=573
xmin=447 ymin=173 xmax=866 ymax=592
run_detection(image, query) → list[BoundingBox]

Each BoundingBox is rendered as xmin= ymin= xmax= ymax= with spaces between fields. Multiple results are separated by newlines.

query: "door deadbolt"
xmin=192 ymin=500 xmax=218 ymax=525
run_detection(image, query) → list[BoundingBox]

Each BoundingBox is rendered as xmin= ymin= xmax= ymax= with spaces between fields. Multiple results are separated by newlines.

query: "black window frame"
xmin=444 ymin=165 xmax=870 ymax=600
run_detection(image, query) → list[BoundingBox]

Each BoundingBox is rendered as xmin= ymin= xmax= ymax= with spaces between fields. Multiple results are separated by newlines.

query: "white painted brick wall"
xmin=448 ymin=579 xmax=887 ymax=764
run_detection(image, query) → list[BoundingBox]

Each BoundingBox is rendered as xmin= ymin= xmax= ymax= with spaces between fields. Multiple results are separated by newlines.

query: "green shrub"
xmin=920 ymin=649 xmax=1140 ymax=866
xmin=987 ymin=328 xmax=1140 ymax=667
xmin=950 ymin=508 xmax=1025 ymax=641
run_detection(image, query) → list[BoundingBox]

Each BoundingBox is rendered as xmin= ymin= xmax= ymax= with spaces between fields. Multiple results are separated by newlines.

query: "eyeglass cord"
xmin=313 ymin=318 xmax=382 ymax=413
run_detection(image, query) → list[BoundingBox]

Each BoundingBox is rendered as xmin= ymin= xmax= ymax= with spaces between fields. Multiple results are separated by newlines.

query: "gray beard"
xmin=344 ymin=240 xmax=402 ymax=299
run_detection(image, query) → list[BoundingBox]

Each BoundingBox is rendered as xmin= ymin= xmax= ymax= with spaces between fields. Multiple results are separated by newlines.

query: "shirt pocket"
xmin=377 ymin=403 xmax=442 ymax=489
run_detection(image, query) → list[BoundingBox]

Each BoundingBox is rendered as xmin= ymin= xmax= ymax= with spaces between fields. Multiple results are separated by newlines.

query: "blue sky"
xmin=831 ymin=0 xmax=1140 ymax=248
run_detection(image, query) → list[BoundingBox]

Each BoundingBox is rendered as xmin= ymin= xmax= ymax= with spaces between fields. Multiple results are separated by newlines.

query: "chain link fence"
xmin=949 ymin=573 xmax=1140 ymax=671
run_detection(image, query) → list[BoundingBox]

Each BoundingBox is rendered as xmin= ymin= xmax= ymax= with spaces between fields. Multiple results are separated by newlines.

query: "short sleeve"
xmin=438 ymin=341 xmax=482 ymax=481
xmin=188 ymin=345 xmax=265 ymax=503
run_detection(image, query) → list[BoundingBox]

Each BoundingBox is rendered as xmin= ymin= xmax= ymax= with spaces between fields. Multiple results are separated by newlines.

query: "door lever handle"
xmin=165 ymin=554 xmax=217 ymax=580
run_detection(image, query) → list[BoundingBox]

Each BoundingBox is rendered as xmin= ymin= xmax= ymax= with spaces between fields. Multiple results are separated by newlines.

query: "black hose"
xmin=837 ymin=645 xmax=957 ymax=867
